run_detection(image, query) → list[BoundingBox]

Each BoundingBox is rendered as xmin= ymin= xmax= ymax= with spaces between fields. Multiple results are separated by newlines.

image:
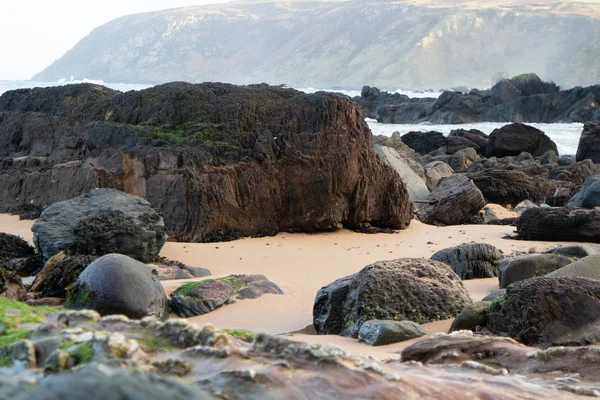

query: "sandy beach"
xmin=0 ymin=211 xmax=575 ymax=360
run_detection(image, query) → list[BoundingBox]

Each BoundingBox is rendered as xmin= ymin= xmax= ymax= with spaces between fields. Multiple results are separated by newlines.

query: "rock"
xmin=481 ymin=289 xmax=506 ymax=302
xmin=147 ymin=264 xmax=194 ymax=281
xmin=8 ymin=340 xmax=36 ymax=368
xmin=358 ymin=320 xmax=426 ymax=346
xmin=546 ymin=256 xmax=600 ymax=280
xmin=29 ymin=253 xmax=97 ymax=298
xmin=423 ymin=161 xmax=454 ymax=190
xmin=1 ymin=83 xmax=413 ymax=243
xmin=487 ymin=276 xmax=600 ymax=346
xmin=0 ymin=268 xmax=27 ymax=300
xmin=417 ymin=174 xmax=486 ymax=226
xmin=14 ymin=364 xmax=203 ymax=400
xmin=448 ymin=129 xmax=488 ymax=154
xmin=185 ymin=266 xmax=211 ymax=278
xmin=539 ymin=150 xmax=559 ymax=165
xmin=374 ymin=145 xmax=430 ymax=204
xmin=0 ymin=233 xmax=40 ymax=276
xmin=32 ymin=189 xmax=166 ymax=263
xmin=514 ymin=199 xmax=539 ymax=215
xmin=517 ymin=207 xmax=600 ymax=243
xmin=313 ymin=258 xmax=471 ymax=338
xmin=449 ymin=301 xmax=490 ymax=332
xmin=373 ymin=132 xmax=425 ymax=179
xmin=430 ymin=243 xmax=504 ymax=280
xmin=485 ymin=123 xmax=558 ymax=158
xmin=401 ymin=131 xmax=478 ymax=155
xmin=498 ymin=254 xmax=573 ymax=288
xmin=66 ymin=253 xmax=169 ymax=319
xmin=169 ymin=275 xmax=283 ymax=318
xmin=576 ymin=121 xmax=600 ymax=163
xmin=467 ymin=170 xmax=544 ymax=206
xmin=545 ymin=244 xmax=600 ymax=259
xmin=567 ymin=175 xmax=600 ymax=208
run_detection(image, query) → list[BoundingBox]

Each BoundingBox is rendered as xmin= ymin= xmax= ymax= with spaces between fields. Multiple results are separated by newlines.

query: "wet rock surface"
xmin=430 ymin=242 xmax=504 ymax=280
xmin=66 ymin=253 xmax=169 ymax=320
xmin=169 ymin=275 xmax=283 ymax=318
xmin=313 ymin=258 xmax=471 ymax=338
xmin=498 ymin=254 xmax=573 ymax=288
xmin=32 ymin=189 xmax=166 ymax=263
xmin=358 ymin=320 xmax=426 ymax=346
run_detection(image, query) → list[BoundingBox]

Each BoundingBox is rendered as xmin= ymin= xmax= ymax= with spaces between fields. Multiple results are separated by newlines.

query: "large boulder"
xmin=0 ymin=233 xmax=40 ymax=276
xmin=487 ymin=276 xmax=600 ymax=346
xmin=498 ymin=254 xmax=573 ymax=288
xmin=401 ymin=131 xmax=478 ymax=155
xmin=467 ymin=170 xmax=544 ymax=206
xmin=169 ymin=274 xmax=283 ymax=317
xmin=32 ymin=189 xmax=166 ymax=263
xmin=373 ymin=132 xmax=425 ymax=179
xmin=417 ymin=174 xmax=486 ymax=226
xmin=485 ymin=123 xmax=558 ymax=158
xmin=313 ymin=258 xmax=471 ymax=338
xmin=423 ymin=161 xmax=454 ymax=190
xmin=448 ymin=129 xmax=489 ymax=154
xmin=66 ymin=253 xmax=169 ymax=319
xmin=545 ymin=244 xmax=600 ymax=259
xmin=374 ymin=145 xmax=430 ymax=203
xmin=567 ymin=175 xmax=600 ymax=208
xmin=29 ymin=253 xmax=97 ymax=298
xmin=517 ymin=207 xmax=600 ymax=243
xmin=430 ymin=243 xmax=504 ymax=280
xmin=1 ymin=83 xmax=413 ymax=242
xmin=546 ymin=256 xmax=600 ymax=280
xmin=358 ymin=320 xmax=426 ymax=346
xmin=576 ymin=121 xmax=600 ymax=163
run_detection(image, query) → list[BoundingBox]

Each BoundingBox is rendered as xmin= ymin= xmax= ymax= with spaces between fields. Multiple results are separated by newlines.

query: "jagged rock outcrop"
xmin=32 ymin=189 xmax=166 ymax=263
xmin=313 ymin=258 xmax=471 ymax=338
xmin=517 ymin=207 xmax=600 ymax=243
xmin=417 ymin=175 xmax=486 ymax=226
xmin=576 ymin=122 xmax=600 ymax=163
xmin=0 ymin=83 xmax=413 ymax=242
xmin=358 ymin=74 xmax=600 ymax=124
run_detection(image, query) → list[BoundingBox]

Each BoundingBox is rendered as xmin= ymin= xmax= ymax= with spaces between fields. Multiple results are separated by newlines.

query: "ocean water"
xmin=0 ymin=80 xmax=582 ymax=155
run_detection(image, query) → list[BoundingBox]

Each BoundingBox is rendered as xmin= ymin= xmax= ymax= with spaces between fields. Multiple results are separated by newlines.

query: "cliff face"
xmin=0 ymin=82 xmax=413 ymax=241
xmin=33 ymin=0 xmax=600 ymax=89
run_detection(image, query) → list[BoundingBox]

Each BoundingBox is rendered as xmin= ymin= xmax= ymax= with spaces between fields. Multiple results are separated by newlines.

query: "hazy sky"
xmin=0 ymin=0 xmax=233 ymax=80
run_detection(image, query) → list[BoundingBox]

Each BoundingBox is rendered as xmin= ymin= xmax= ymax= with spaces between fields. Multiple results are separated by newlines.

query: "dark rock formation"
xmin=449 ymin=301 xmax=490 ymax=332
xmin=430 ymin=243 xmax=504 ymax=280
xmin=358 ymin=320 xmax=426 ymax=346
xmin=29 ymin=252 xmax=97 ymax=298
xmin=417 ymin=175 xmax=486 ymax=226
xmin=498 ymin=254 xmax=573 ymax=288
xmin=0 ymin=233 xmax=40 ymax=276
xmin=467 ymin=170 xmax=544 ymax=206
xmin=568 ymin=175 xmax=600 ymax=208
xmin=0 ymin=268 xmax=26 ymax=300
xmin=576 ymin=122 xmax=600 ymax=163
xmin=545 ymin=244 xmax=600 ymax=259
xmin=32 ymin=189 xmax=166 ymax=263
xmin=487 ymin=276 xmax=600 ymax=346
xmin=66 ymin=253 xmax=169 ymax=319
xmin=401 ymin=131 xmax=477 ymax=156
xmin=357 ymin=74 xmax=600 ymax=124
xmin=169 ymin=274 xmax=283 ymax=318
xmin=517 ymin=207 xmax=600 ymax=243
xmin=313 ymin=258 xmax=471 ymax=338
xmin=423 ymin=161 xmax=454 ymax=190
xmin=448 ymin=129 xmax=489 ymax=154
xmin=0 ymin=83 xmax=413 ymax=242
xmin=485 ymin=124 xmax=558 ymax=158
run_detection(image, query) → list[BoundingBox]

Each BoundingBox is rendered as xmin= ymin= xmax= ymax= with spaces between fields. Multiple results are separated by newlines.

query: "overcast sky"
xmin=0 ymin=0 xmax=233 ymax=80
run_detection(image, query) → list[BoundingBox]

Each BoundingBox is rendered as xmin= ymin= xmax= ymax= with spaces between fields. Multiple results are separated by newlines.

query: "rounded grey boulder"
xmin=32 ymin=189 xmax=166 ymax=263
xmin=66 ymin=253 xmax=169 ymax=319
xmin=430 ymin=242 xmax=504 ymax=280
xmin=358 ymin=320 xmax=426 ymax=346
xmin=498 ymin=254 xmax=573 ymax=288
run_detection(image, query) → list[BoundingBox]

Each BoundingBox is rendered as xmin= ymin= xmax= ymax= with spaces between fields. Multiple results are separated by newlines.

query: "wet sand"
xmin=0 ymin=210 xmax=576 ymax=359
